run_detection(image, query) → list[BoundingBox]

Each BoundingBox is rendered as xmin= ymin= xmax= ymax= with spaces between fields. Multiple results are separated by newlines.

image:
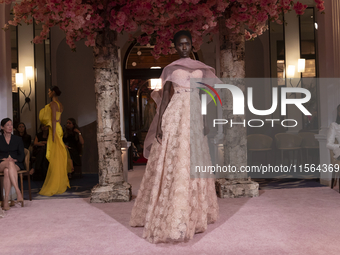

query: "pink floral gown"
xmin=130 ymin=68 xmax=219 ymax=243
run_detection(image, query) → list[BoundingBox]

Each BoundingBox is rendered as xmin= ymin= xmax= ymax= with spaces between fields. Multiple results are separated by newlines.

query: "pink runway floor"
xmin=1 ymin=166 xmax=340 ymax=255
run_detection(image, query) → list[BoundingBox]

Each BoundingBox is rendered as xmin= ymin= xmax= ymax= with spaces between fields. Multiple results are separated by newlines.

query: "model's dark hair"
xmin=17 ymin=122 xmax=27 ymax=136
xmin=51 ymin=86 xmax=61 ymax=96
xmin=173 ymin=30 xmax=192 ymax=46
xmin=336 ymin=104 xmax=340 ymax=124
xmin=1 ymin=118 xmax=12 ymax=134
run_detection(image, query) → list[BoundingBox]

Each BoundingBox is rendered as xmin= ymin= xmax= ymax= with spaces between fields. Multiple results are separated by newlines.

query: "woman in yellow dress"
xmin=39 ymin=86 xmax=70 ymax=196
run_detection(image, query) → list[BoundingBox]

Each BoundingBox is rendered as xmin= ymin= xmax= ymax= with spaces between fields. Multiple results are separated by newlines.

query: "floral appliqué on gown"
xmin=130 ymin=69 xmax=219 ymax=243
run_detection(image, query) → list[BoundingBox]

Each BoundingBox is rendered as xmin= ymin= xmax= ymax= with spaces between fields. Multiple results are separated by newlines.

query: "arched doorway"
xmin=123 ymin=42 xmax=197 ymax=168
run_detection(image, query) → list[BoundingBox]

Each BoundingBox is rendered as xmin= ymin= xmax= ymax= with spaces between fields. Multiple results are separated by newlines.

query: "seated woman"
xmin=29 ymin=124 xmax=49 ymax=179
xmin=0 ymin=118 xmax=24 ymax=210
xmin=327 ymin=104 xmax=340 ymax=158
xmin=15 ymin=122 xmax=32 ymax=150
xmin=63 ymin=118 xmax=84 ymax=167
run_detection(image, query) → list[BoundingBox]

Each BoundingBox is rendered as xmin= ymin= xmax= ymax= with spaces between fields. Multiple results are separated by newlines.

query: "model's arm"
xmin=203 ymin=115 xmax=210 ymax=136
xmin=50 ymin=102 xmax=57 ymax=142
xmin=156 ymin=81 xmax=172 ymax=144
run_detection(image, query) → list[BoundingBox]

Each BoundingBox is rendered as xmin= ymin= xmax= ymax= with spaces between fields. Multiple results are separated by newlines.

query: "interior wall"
xmin=34 ymin=38 xmax=48 ymax=127
xmin=51 ymin=28 xmax=131 ymax=129
xmin=55 ymin=38 xmax=95 ymax=127
xmin=284 ymin=11 xmax=304 ymax=133
xmin=244 ymin=31 xmax=274 ymax=137
xmin=17 ymin=23 xmax=35 ymax=136
xmin=0 ymin=4 xmax=12 ymax=119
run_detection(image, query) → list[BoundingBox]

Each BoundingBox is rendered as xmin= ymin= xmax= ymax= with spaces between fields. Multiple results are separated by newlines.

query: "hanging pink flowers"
xmin=0 ymin=0 xmax=325 ymax=57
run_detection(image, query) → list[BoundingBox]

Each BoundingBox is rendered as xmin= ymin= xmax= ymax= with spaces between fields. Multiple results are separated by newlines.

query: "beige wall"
xmin=0 ymin=4 xmax=13 ymax=120
xmin=17 ymin=23 xmax=35 ymax=135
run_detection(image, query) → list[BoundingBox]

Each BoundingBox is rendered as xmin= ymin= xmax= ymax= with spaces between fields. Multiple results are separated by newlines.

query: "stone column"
xmin=90 ymin=29 xmax=131 ymax=202
xmin=219 ymin=18 xmax=247 ymax=180
xmin=216 ymin=17 xmax=259 ymax=198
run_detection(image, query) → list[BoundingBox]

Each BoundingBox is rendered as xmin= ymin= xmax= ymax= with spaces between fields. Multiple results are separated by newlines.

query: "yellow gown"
xmin=39 ymin=101 xmax=70 ymax=196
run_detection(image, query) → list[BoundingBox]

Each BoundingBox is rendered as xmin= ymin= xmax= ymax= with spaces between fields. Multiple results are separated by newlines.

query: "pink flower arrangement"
xmin=293 ymin=2 xmax=308 ymax=15
xmin=0 ymin=0 xmax=326 ymax=57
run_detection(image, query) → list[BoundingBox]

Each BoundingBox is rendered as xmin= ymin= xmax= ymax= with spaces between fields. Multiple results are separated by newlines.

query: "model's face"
xmin=1 ymin=121 xmax=13 ymax=134
xmin=66 ymin=120 xmax=74 ymax=130
xmin=48 ymin=89 xmax=54 ymax=98
xmin=175 ymin=35 xmax=192 ymax=58
xmin=17 ymin=124 xmax=25 ymax=133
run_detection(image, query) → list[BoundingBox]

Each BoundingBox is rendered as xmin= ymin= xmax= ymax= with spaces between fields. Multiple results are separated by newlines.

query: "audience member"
xmin=0 ymin=118 xmax=25 ymax=210
xmin=29 ymin=124 xmax=49 ymax=179
xmin=15 ymin=122 xmax=32 ymax=149
xmin=63 ymin=118 xmax=84 ymax=167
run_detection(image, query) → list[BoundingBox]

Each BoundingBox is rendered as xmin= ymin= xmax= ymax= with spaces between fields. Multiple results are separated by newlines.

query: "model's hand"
xmin=203 ymin=125 xmax=210 ymax=136
xmin=156 ymin=124 xmax=163 ymax=144
xmin=203 ymin=116 xmax=210 ymax=136
xmin=74 ymin=128 xmax=80 ymax=133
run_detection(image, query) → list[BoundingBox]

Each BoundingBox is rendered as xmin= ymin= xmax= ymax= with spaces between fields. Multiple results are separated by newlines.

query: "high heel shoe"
xmin=2 ymin=205 xmax=10 ymax=211
xmin=1 ymin=201 xmax=10 ymax=211
xmin=16 ymin=200 xmax=24 ymax=207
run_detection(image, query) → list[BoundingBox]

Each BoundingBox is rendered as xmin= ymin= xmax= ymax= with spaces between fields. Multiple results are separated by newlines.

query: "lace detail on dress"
xmin=130 ymin=68 xmax=219 ymax=243
xmin=171 ymin=69 xmax=203 ymax=88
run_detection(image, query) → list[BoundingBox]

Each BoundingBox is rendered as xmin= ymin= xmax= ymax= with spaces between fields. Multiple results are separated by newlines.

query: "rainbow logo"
xmin=197 ymin=82 xmax=222 ymax=106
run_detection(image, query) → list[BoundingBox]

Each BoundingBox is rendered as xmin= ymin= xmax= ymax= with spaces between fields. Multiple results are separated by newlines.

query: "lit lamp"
xmin=25 ymin=66 xmax=34 ymax=80
xmin=287 ymin=59 xmax=305 ymax=86
xmin=298 ymin=58 xmax=305 ymax=73
xmin=150 ymin=78 xmax=162 ymax=90
xmin=15 ymin=73 xmax=23 ymax=87
xmin=287 ymin=59 xmax=305 ymax=98
xmin=287 ymin=65 xmax=295 ymax=78
xmin=15 ymin=66 xmax=34 ymax=113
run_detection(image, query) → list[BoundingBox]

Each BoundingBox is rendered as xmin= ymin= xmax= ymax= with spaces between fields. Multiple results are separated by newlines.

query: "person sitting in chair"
xmin=30 ymin=124 xmax=49 ymax=180
xmin=63 ymin=118 xmax=84 ymax=167
xmin=0 ymin=118 xmax=25 ymax=210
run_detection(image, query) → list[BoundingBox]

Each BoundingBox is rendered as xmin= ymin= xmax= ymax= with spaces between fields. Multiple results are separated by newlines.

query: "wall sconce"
xmin=287 ymin=59 xmax=305 ymax=87
xmin=287 ymin=65 xmax=296 ymax=78
xmin=287 ymin=59 xmax=305 ymax=98
xmin=150 ymin=78 xmax=162 ymax=90
xmin=15 ymin=66 xmax=34 ymax=113
xmin=298 ymin=59 xmax=305 ymax=73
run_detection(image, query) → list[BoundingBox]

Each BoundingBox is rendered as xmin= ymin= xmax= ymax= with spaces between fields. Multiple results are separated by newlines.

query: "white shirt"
xmin=327 ymin=122 xmax=340 ymax=158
